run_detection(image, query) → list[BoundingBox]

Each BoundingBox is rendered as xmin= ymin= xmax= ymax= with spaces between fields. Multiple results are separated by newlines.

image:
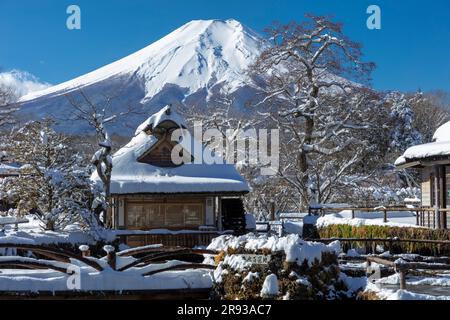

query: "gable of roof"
xmin=137 ymin=134 xmax=193 ymax=167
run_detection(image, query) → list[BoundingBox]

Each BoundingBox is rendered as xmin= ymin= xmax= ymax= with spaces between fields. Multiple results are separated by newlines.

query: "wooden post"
xmin=421 ymin=209 xmax=424 ymax=226
xmin=103 ymin=245 xmax=116 ymax=270
xmin=79 ymin=245 xmax=90 ymax=257
xmin=383 ymin=209 xmax=387 ymax=223
xmin=366 ymin=259 xmax=372 ymax=277
xmin=399 ymin=270 xmax=407 ymax=290
xmin=416 ymin=210 xmax=419 ymax=226
xmin=351 ymin=210 xmax=355 ymax=219
xmin=270 ymin=201 xmax=275 ymax=221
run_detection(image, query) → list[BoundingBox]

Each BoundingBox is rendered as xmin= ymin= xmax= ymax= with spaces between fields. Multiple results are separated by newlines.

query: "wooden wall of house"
xmin=446 ymin=166 xmax=450 ymax=208
xmin=111 ymin=194 xmax=216 ymax=230
xmin=421 ymin=167 xmax=432 ymax=207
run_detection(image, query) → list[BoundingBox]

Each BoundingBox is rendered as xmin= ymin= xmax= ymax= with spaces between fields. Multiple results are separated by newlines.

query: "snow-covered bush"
xmin=350 ymin=185 xmax=420 ymax=207
xmin=208 ymin=234 xmax=358 ymax=300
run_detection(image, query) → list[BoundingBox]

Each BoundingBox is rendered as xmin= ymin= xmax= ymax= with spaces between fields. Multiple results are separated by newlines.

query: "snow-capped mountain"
xmin=17 ymin=19 xmax=264 ymax=135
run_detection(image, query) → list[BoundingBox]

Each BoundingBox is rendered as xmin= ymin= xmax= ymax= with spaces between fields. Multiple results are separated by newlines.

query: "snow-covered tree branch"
xmin=250 ymin=15 xmax=377 ymax=210
xmin=0 ymin=120 xmax=102 ymax=233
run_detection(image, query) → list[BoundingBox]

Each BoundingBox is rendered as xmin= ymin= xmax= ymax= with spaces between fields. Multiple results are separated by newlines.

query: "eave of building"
xmin=111 ymin=190 xmax=249 ymax=197
xmin=395 ymin=156 xmax=450 ymax=170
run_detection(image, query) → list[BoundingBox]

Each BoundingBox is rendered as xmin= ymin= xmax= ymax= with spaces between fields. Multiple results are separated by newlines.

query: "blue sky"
xmin=1 ymin=0 xmax=449 ymax=92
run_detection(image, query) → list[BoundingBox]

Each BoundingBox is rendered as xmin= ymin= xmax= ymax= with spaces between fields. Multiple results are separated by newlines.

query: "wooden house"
xmin=92 ymin=106 xmax=250 ymax=246
xmin=395 ymin=121 xmax=450 ymax=229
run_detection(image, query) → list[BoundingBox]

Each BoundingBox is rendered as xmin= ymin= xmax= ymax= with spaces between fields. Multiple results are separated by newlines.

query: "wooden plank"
xmin=118 ymin=249 xmax=191 ymax=271
xmin=0 ymin=243 xmax=103 ymax=271
xmin=142 ymin=263 xmax=215 ymax=277
xmin=366 ymin=256 xmax=395 ymax=267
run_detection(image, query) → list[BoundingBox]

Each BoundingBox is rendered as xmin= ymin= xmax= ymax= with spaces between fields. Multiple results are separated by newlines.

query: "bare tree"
xmin=64 ymin=91 xmax=114 ymax=222
xmin=410 ymin=91 xmax=450 ymax=142
xmin=65 ymin=90 xmax=140 ymax=225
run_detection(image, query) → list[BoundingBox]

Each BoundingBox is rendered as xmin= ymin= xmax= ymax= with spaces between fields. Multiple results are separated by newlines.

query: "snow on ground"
xmin=0 ymin=215 xmax=102 ymax=245
xmin=377 ymin=273 xmax=450 ymax=287
xmin=366 ymin=281 xmax=450 ymax=300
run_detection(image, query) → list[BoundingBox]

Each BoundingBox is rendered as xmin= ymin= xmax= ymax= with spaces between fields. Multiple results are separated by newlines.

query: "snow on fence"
xmin=0 ymin=217 xmax=29 ymax=231
xmin=365 ymin=256 xmax=450 ymax=290
xmin=310 ymin=205 xmax=450 ymax=229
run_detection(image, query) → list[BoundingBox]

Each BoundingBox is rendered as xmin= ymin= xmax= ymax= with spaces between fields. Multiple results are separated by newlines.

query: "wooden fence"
xmin=309 ymin=206 xmax=450 ymax=229
xmin=366 ymin=256 xmax=450 ymax=290
xmin=118 ymin=231 xmax=225 ymax=247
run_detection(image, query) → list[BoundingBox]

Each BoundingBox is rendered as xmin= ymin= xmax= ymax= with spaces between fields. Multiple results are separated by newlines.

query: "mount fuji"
xmin=17 ymin=19 xmax=265 ymax=136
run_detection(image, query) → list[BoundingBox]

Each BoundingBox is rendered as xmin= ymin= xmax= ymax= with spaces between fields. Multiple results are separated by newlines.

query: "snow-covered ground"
xmin=0 ymin=215 xmax=102 ymax=246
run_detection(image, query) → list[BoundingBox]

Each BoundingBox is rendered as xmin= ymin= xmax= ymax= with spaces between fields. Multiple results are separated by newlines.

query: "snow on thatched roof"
xmin=432 ymin=121 xmax=450 ymax=143
xmin=92 ymin=106 xmax=249 ymax=194
xmin=395 ymin=121 xmax=450 ymax=167
xmin=134 ymin=105 xmax=186 ymax=135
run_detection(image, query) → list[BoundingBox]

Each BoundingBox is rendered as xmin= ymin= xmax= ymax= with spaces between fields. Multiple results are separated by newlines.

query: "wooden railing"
xmin=118 ymin=231 xmax=227 ymax=247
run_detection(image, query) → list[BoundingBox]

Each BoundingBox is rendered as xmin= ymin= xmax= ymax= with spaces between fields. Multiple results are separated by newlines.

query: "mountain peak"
xmin=17 ymin=19 xmax=265 ymax=135
xmin=20 ymin=18 xmax=262 ymax=103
